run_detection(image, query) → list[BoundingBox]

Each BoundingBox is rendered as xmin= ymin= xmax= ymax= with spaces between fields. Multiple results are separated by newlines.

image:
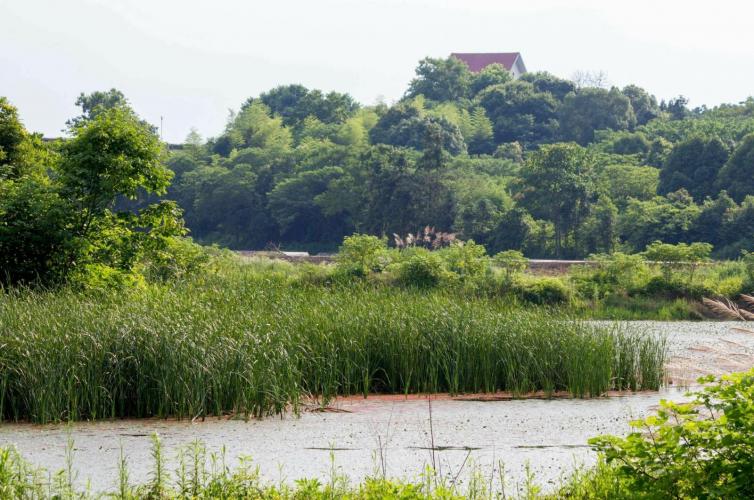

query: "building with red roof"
xmin=450 ymin=52 xmax=527 ymax=79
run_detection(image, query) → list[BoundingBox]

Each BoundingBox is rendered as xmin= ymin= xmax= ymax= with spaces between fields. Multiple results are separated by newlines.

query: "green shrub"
xmin=639 ymin=275 xmax=712 ymax=299
xmin=396 ymin=250 xmax=453 ymax=288
xmin=493 ymin=249 xmax=528 ymax=284
xmin=642 ymin=241 xmax=713 ymax=281
xmin=588 ymin=369 xmax=754 ymax=499
xmin=513 ymin=276 xmax=572 ymax=305
xmin=573 ymin=252 xmax=652 ymax=300
xmin=438 ymin=240 xmax=490 ymax=281
xmin=336 ymin=234 xmax=389 ymax=277
xmin=139 ymin=237 xmax=210 ymax=282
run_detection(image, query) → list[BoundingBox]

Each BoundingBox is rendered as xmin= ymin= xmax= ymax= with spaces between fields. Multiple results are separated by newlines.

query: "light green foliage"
xmin=619 ymin=191 xmax=701 ymax=252
xmin=512 ymin=276 xmax=572 ymax=305
xmin=642 ymin=241 xmax=713 ymax=263
xmin=589 ymin=370 xmax=754 ymax=499
xmin=493 ymin=249 xmax=528 ymax=282
xmin=222 ymin=101 xmax=293 ymax=153
xmin=396 ymin=249 xmax=451 ymax=288
xmin=336 ymin=233 xmax=388 ymax=276
xmin=642 ymin=241 xmax=712 ymax=281
xmin=576 ymin=253 xmax=652 ymax=300
xmin=60 ymin=106 xmax=171 ymax=213
xmin=597 ymin=164 xmax=659 ymax=209
xmin=438 ymin=241 xmax=490 ymax=280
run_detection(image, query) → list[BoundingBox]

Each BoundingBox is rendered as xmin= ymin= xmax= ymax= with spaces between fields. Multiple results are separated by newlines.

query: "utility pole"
xmin=160 ymin=116 xmax=164 ymax=141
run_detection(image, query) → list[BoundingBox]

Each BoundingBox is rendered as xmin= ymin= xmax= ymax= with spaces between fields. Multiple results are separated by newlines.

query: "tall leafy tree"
xmin=406 ymin=57 xmax=471 ymax=102
xmin=66 ymin=88 xmax=131 ymax=128
xmin=517 ymin=143 xmax=596 ymax=256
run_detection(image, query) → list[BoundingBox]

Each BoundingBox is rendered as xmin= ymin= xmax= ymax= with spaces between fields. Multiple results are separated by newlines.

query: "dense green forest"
xmin=4 ymin=55 xmax=754 ymax=276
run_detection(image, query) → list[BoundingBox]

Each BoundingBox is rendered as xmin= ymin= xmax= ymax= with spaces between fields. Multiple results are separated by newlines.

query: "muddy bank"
xmin=0 ymin=321 xmax=752 ymax=493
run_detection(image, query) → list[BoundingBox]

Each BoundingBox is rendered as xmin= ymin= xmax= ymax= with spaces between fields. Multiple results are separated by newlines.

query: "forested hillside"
xmin=7 ymin=56 xmax=754 ymax=259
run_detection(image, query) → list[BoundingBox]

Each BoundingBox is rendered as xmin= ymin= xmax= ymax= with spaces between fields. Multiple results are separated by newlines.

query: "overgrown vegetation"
xmin=0 ymin=261 xmax=665 ymax=424
xmin=328 ymin=234 xmax=754 ymax=318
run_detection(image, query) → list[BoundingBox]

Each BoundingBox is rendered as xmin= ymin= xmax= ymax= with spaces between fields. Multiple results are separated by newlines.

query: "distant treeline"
xmin=7 ymin=56 xmax=754 ymax=260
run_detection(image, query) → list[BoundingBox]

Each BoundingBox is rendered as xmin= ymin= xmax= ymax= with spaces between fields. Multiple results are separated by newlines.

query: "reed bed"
xmin=0 ymin=270 xmax=666 ymax=423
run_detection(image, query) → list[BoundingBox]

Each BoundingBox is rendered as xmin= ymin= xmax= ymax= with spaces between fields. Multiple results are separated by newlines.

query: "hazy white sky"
xmin=2 ymin=0 xmax=753 ymax=143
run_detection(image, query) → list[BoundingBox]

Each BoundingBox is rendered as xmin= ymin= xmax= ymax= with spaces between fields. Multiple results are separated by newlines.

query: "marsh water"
xmin=1 ymin=322 xmax=752 ymax=493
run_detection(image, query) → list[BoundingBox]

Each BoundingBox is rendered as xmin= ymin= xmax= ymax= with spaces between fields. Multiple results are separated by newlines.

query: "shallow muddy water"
xmin=1 ymin=321 xmax=752 ymax=493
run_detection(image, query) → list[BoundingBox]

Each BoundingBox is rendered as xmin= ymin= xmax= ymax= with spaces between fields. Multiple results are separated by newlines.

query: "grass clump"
xmin=0 ymin=265 xmax=665 ymax=423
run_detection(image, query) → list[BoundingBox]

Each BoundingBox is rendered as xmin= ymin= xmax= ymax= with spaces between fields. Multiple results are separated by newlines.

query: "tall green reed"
xmin=0 ymin=268 xmax=666 ymax=423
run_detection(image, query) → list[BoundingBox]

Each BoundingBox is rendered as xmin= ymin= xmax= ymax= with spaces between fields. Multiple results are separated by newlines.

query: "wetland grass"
xmin=0 ymin=269 xmax=666 ymax=423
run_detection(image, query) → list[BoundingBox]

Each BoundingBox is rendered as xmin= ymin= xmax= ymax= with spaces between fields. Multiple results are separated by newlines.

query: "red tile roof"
xmin=450 ymin=52 xmax=521 ymax=73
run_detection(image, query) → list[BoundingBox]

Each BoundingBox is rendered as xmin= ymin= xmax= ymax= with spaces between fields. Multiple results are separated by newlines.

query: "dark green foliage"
xmin=659 ymin=135 xmax=729 ymax=200
xmin=369 ymin=103 xmax=466 ymax=154
xmin=8 ymin=54 xmax=754 ymax=261
xmin=605 ymin=131 xmax=651 ymax=156
xmin=66 ymin=88 xmax=130 ymax=128
xmin=257 ymin=84 xmax=359 ymax=127
xmin=0 ymin=96 xmax=200 ymax=287
xmin=406 ymin=56 xmax=471 ymax=102
xmin=396 ymin=250 xmax=448 ymax=288
xmin=268 ymin=166 xmax=353 ymax=244
xmin=619 ymin=191 xmax=701 ymax=251
xmin=559 ymin=87 xmax=636 ymax=145
xmin=621 ymin=84 xmax=660 ymax=125
xmin=519 ymin=71 xmax=576 ymax=101
xmin=0 ymin=97 xmax=27 ymax=174
xmin=478 ymin=81 xmax=559 ymax=145
xmin=0 ymin=177 xmax=70 ymax=284
xmin=469 ymin=63 xmax=512 ymax=95
xmin=717 ymin=133 xmax=754 ymax=202
xmin=512 ymin=276 xmax=572 ymax=305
